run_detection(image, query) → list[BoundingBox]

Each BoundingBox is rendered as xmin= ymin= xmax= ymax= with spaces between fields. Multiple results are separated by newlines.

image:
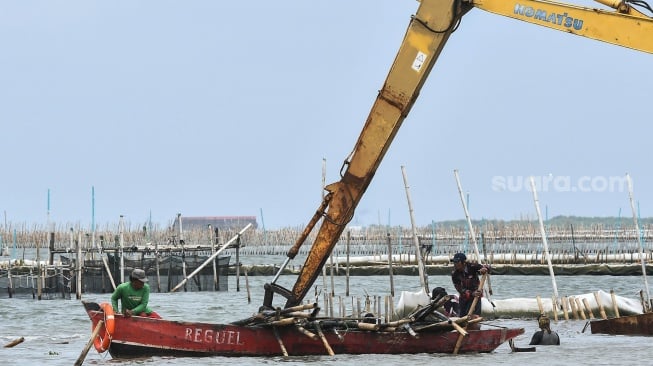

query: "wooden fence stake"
xmin=3 ymin=337 xmax=24 ymax=348
xmin=610 ymin=289 xmax=620 ymax=318
xmin=74 ymin=320 xmax=104 ymax=366
xmin=594 ymin=291 xmax=608 ymax=319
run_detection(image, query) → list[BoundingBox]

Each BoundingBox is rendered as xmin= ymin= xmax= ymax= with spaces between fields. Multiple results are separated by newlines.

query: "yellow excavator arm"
xmin=472 ymin=0 xmax=653 ymax=53
xmin=262 ymin=0 xmax=652 ymax=309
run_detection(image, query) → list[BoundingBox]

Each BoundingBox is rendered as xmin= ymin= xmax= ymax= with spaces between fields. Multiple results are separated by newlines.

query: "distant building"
xmin=171 ymin=216 xmax=258 ymax=231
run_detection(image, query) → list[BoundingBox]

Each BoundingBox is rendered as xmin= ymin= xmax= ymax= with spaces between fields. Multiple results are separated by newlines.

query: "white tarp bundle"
xmin=394 ymin=289 xmax=643 ymax=320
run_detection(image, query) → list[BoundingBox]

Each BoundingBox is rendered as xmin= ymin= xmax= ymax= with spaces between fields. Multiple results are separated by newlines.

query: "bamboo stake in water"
xmin=536 ymin=295 xmax=544 ymax=314
xmin=454 ymin=170 xmax=481 ymax=262
xmin=626 ymin=173 xmax=651 ymax=309
xmin=562 ymin=297 xmax=569 ymax=320
xmin=594 ymin=291 xmax=608 ymax=320
xmin=530 ymin=177 xmax=560 ymax=308
xmin=582 ymin=298 xmax=595 ymax=319
xmin=36 ymin=236 xmax=41 ymax=300
xmin=244 ymin=267 xmax=251 ymax=304
xmin=272 ymin=326 xmax=288 ymax=357
xmin=346 ymin=230 xmax=350 ymax=297
xmin=209 ymin=224 xmax=218 ymax=291
xmin=119 ymin=215 xmax=125 ymax=283
xmin=170 ymin=224 xmax=253 ymax=292
xmin=568 ymin=296 xmax=579 ymax=320
xmin=3 ymin=336 xmax=24 ymax=348
xmin=610 ymin=289 xmax=620 ymax=318
xmin=74 ymin=320 xmax=103 ymax=366
xmin=454 ymin=170 xmax=494 ymax=303
xmin=453 ymin=273 xmax=487 ymax=354
xmin=401 ymin=166 xmax=428 ymax=295
xmin=386 ymin=232 xmax=395 ymax=297
xmin=155 ymin=239 xmax=161 ymax=293
xmin=575 ymin=298 xmax=586 ymax=320
xmin=76 ymin=231 xmax=82 ymax=300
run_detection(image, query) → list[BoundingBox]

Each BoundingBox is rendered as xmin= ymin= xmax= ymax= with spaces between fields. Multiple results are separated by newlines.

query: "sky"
xmin=1 ymin=1 xmax=652 ymax=231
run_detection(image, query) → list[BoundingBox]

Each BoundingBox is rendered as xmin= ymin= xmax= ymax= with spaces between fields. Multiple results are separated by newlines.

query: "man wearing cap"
xmin=111 ymin=268 xmax=160 ymax=318
xmin=451 ymin=252 xmax=488 ymax=319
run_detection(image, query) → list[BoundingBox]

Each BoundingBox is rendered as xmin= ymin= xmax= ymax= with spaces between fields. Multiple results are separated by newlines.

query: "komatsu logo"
xmin=514 ymin=3 xmax=584 ymax=30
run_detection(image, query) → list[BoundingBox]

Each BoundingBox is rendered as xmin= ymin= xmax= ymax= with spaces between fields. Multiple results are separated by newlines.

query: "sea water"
xmin=0 ymin=274 xmax=651 ymax=366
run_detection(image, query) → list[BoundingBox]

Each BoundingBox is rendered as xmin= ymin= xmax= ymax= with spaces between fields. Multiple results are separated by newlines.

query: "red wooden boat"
xmin=83 ymin=300 xmax=524 ymax=358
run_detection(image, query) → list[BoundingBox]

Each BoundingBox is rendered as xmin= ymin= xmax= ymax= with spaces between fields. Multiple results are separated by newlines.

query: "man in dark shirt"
xmin=451 ymin=252 xmax=488 ymax=318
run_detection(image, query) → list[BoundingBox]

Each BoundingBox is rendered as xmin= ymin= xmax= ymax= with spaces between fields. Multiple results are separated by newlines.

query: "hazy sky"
xmin=1 ymin=1 xmax=651 ymax=231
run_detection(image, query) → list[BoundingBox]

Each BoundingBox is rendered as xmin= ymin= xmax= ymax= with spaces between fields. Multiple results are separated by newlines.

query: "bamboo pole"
xmin=119 ymin=215 xmax=125 ymax=283
xmin=626 ymin=174 xmax=651 ymax=308
xmin=530 ymin=176 xmax=560 ymax=310
xmin=296 ymin=326 xmax=318 ymax=340
xmin=209 ymin=225 xmax=217 ymax=291
xmin=454 ymin=170 xmax=494 ymax=304
xmin=76 ymin=231 xmax=82 ymax=300
xmin=36 ymin=237 xmax=42 ymax=300
xmin=270 ymin=318 xmax=296 ymax=327
xmin=536 ymin=295 xmax=544 ymax=315
xmin=170 ymin=224 xmax=253 ymax=292
xmin=329 ymin=293 xmax=334 ymax=318
xmin=179 ymin=214 xmax=188 ymax=292
xmin=329 ymin=250 xmax=335 ymax=297
xmin=345 ymin=230 xmax=350 ymax=297
xmin=94 ymin=235 xmax=116 ymax=291
xmin=235 ymin=237 xmax=241 ymax=292
xmin=244 ymin=267 xmax=251 ymax=304
xmin=74 ymin=320 xmax=104 ymax=366
xmin=3 ymin=337 xmax=24 ymax=348
xmin=594 ymin=291 xmax=608 ymax=319
xmin=314 ymin=322 xmax=335 ymax=356
xmin=451 ymin=322 xmax=468 ymax=336
xmin=610 ymin=289 xmax=620 ymax=318
xmin=561 ymin=297 xmax=569 ymax=320
xmin=582 ymin=298 xmax=595 ymax=319
xmin=272 ymin=327 xmax=288 ymax=357
xmin=401 ymin=166 xmax=428 ymax=294
xmin=453 ymin=273 xmax=487 ymax=354
xmin=7 ymin=266 xmax=13 ymax=298
xmin=155 ymin=240 xmax=161 ymax=293
xmin=575 ymin=298 xmax=586 ymax=320
xmin=568 ymin=296 xmax=579 ymax=320
xmin=386 ymin=232 xmax=395 ymax=297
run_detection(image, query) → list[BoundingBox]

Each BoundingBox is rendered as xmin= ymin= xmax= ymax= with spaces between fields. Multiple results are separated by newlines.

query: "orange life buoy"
xmin=93 ymin=302 xmax=115 ymax=353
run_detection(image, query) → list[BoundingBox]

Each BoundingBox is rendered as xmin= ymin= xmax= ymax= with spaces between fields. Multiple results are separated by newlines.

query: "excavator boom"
xmin=471 ymin=0 xmax=653 ymax=53
xmin=263 ymin=0 xmax=651 ymax=309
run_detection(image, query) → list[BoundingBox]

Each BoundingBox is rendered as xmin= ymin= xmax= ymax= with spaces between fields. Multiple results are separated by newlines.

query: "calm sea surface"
xmin=1 ymin=261 xmax=651 ymax=365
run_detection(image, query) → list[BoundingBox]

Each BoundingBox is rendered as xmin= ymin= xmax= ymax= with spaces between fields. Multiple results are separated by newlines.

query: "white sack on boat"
xmin=394 ymin=289 xmax=644 ymax=320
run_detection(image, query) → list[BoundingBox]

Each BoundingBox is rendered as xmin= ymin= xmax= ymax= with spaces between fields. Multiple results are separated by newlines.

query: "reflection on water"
xmin=0 ymin=274 xmax=651 ymax=366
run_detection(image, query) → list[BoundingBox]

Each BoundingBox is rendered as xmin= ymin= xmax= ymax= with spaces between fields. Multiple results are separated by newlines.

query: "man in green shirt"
xmin=111 ymin=268 xmax=160 ymax=318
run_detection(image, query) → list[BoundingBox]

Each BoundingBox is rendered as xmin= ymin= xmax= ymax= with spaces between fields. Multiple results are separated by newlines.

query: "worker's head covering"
xmin=131 ymin=268 xmax=149 ymax=283
xmin=432 ymin=287 xmax=448 ymax=300
xmin=537 ymin=314 xmax=551 ymax=330
xmin=451 ymin=253 xmax=467 ymax=263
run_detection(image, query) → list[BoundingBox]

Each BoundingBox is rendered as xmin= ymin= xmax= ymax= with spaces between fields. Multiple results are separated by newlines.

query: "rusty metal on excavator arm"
xmin=281 ymin=0 xmax=469 ymax=308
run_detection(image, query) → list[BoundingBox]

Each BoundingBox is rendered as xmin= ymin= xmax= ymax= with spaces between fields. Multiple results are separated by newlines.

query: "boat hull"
xmin=590 ymin=313 xmax=653 ymax=336
xmin=83 ymin=301 xmax=523 ymax=358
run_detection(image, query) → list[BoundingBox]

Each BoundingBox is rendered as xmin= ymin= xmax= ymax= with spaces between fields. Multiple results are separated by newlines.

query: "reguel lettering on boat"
xmin=184 ymin=328 xmax=245 ymax=345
